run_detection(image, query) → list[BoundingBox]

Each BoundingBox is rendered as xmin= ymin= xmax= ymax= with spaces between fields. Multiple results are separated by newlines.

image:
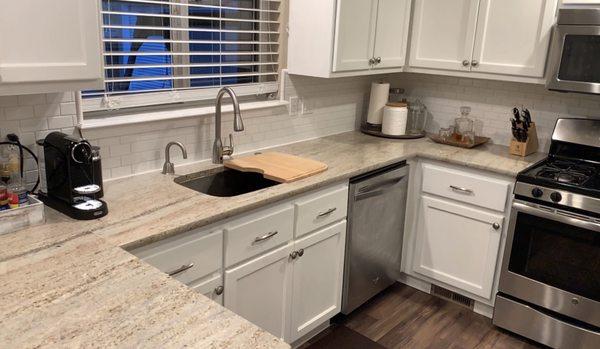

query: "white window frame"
xmin=83 ymin=0 xmax=281 ymax=113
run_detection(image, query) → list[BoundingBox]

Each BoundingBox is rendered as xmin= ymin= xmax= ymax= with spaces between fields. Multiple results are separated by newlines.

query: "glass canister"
xmin=407 ymin=99 xmax=427 ymax=135
xmin=454 ymin=106 xmax=474 ymax=143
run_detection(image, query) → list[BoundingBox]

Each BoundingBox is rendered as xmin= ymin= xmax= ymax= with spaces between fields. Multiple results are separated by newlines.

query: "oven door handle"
xmin=513 ymin=201 xmax=600 ymax=233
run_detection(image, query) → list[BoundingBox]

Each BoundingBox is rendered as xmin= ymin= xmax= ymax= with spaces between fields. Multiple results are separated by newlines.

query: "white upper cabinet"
xmin=0 ymin=0 xmax=103 ymax=95
xmin=472 ymin=0 xmax=557 ymax=77
xmin=409 ymin=0 xmax=480 ymax=71
xmin=288 ymin=0 xmax=412 ymax=77
xmin=333 ymin=0 xmax=378 ymax=72
xmin=408 ymin=0 xmax=558 ymax=81
xmin=372 ymin=0 xmax=412 ymax=70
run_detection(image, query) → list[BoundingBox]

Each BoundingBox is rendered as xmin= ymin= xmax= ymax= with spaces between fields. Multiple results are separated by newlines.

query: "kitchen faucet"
xmin=162 ymin=141 xmax=187 ymax=175
xmin=212 ymin=86 xmax=244 ymax=164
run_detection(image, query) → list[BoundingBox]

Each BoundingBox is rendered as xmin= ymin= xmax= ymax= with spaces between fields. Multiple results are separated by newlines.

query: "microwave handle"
xmin=513 ymin=201 xmax=600 ymax=233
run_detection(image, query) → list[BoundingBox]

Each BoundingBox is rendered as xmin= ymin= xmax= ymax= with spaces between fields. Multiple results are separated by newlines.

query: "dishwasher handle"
xmin=354 ymin=175 xmax=406 ymax=200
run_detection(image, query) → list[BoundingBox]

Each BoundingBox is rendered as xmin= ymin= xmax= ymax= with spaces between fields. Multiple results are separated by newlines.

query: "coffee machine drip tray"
xmin=73 ymin=197 xmax=104 ymax=210
xmin=39 ymin=193 xmax=108 ymax=220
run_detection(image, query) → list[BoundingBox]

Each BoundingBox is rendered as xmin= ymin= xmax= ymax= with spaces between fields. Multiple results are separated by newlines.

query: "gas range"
xmin=513 ymin=119 xmax=600 ymax=215
xmin=494 ymin=118 xmax=600 ymax=349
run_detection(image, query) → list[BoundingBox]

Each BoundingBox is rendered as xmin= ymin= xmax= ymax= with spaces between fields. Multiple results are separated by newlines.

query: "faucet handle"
xmin=222 ymin=133 xmax=235 ymax=157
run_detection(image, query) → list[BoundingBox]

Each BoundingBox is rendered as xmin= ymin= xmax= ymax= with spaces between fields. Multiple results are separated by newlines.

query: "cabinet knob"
xmin=297 ymin=249 xmax=304 ymax=257
xmin=290 ymin=251 xmax=299 ymax=259
xmin=369 ymin=58 xmax=376 ymax=66
xmin=492 ymin=222 xmax=501 ymax=230
xmin=462 ymin=60 xmax=470 ymax=67
xmin=471 ymin=60 xmax=479 ymax=67
xmin=375 ymin=57 xmax=382 ymax=64
xmin=214 ymin=286 xmax=224 ymax=295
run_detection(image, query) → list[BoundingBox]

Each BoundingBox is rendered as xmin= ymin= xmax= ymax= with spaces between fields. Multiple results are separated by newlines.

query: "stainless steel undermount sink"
xmin=174 ymin=167 xmax=280 ymax=197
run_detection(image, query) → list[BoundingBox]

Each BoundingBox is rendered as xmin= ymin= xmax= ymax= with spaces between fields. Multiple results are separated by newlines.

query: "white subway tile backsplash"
xmin=20 ymin=118 xmax=48 ymax=132
xmin=5 ymin=106 xmax=35 ymax=120
xmin=60 ymin=102 xmax=77 ymax=115
xmin=17 ymin=94 xmax=46 ymax=106
xmin=109 ymin=143 xmax=132 ymax=157
xmin=389 ymin=73 xmax=600 ymax=151
xmin=48 ymin=115 xmax=75 ymax=129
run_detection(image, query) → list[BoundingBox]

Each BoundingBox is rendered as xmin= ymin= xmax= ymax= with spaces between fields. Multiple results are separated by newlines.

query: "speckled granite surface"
xmin=0 ymin=131 xmax=544 ymax=348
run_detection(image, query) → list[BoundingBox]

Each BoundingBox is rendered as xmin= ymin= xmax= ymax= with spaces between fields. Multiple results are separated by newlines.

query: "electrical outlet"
xmin=289 ymin=96 xmax=300 ymax=116
xmin=300 ymin=98 xmax=314 ymax=115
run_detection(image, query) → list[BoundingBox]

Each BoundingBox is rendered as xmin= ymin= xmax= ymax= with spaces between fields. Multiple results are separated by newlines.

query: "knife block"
xmin=509 ymin=123 xmax=538 ymax=157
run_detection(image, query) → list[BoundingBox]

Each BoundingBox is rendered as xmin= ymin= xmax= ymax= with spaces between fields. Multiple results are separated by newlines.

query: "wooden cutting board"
xmin=224 ymin=152 xmax=328 ymax=183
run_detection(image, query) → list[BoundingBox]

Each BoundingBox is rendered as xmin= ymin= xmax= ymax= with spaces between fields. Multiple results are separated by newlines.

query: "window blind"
xmin=82 ymin=0 xmax=280 ymax=112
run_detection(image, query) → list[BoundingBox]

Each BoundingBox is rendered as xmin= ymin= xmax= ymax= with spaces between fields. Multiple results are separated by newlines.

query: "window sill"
xmin=82 ymin=100 xmax=289 ymax=129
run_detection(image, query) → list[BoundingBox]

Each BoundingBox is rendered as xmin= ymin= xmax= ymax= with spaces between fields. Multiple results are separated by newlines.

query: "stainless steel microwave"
xmin=547 ymin=8 xmax=600 ymax=94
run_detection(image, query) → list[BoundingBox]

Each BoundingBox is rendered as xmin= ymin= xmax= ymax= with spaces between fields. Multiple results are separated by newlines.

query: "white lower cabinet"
xmin=224 ymin=243 xmax=294 ymax=340
xmin=225 ymin=221 xmax=348 ymax=343
xmin=133 ymin=183 xmax=349 ymax=344
xmin=289 ymin=220 xmax=347 ymax=342
xmin=412 ymin=195 xmax=503 ymax=299
xmin=191 ymin=274 xmax=224 ymax=305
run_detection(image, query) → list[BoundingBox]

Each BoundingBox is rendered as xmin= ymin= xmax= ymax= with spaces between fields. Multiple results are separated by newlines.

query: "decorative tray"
xmin=360 ymin=125 xmax=426 ymax=140
xmin=428 ymin=134 xmax=491 ymax=149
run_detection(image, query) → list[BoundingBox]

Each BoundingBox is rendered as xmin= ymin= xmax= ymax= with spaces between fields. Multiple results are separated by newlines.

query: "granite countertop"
xmin=0 ymin=131 xmax=545 ymax=348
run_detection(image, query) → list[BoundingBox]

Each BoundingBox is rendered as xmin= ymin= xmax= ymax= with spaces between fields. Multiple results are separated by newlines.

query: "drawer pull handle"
xmin=317 ymin=207 xmax=337 ymax=218
xmin=449 ymin=185 xmax=473 ymax=194
xmin=253 ymin=231 xmax=278 ymax=244
xmin=167 ymin=263 xmax=194 ymax=276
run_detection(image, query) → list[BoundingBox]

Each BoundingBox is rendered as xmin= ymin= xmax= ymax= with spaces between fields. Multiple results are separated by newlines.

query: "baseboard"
xmin=398 ymin=273 xmax=432 ymax=294
xmin=473 ymin=301 xmax=494 ymax=318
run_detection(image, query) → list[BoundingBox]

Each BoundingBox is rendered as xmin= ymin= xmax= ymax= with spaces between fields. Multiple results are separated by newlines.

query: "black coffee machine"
xmin=38 ymin=132 xmax=108 ymax=220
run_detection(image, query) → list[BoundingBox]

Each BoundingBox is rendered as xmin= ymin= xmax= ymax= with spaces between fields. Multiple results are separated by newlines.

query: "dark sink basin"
xmin=175 ymin=168 xmax=280 ymax=197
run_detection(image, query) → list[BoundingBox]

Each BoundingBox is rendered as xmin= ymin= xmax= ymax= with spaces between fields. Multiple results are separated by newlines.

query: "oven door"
xmin=499 ymin=200 xmax=600 ymax=327
xmin=546 ymin=25 xmax=600 ymax=94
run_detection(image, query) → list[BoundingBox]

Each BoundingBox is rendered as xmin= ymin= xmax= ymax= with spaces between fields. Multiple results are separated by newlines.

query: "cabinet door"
xmin=409 ymin=0 xmax=480 ymax=71
xmin=289 ymin=220 xmax=347 ymax=342
xmin=471 ymin=0 xmax=558 ymax=77
xmin=373 ymin=0 xmax=412 ymax=69
xmin=0 ymin=1 xmax=103 ymax=87
xmin=412 ymin=196 xmax=503 ymax=299
xmin=333 ymin=0 xmax=379 ymax=72
xmin=224 ymin=243 xmax=293 ymax=341
xmin=190 ymin=274 xmax=224 ymax=305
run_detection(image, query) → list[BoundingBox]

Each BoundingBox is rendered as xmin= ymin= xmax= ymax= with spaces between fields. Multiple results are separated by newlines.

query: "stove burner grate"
xmin=534 ymin=160 xmax=597 ymax=186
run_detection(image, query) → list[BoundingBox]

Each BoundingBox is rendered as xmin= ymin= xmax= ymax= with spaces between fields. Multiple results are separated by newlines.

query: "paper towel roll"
xmin=382 ymin=104 xmax=408 ymax=136
xmin=366 ymin=82 xmax=390 ymax=125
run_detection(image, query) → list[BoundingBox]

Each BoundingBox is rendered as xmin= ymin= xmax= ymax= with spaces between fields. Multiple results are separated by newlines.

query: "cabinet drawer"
xmin=225 ymin=204 xmax=294 ymax=268
xmin=421 ymin=163 xmax=510 ymax=211
xmin=295 ymin=183 xmax=349 ymax=238
xmin=132 ymin=228 xmax=223 ymax=285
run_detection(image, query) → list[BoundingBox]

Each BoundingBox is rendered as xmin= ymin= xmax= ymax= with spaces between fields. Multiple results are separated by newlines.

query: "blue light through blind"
xmin=83 ymin=0 xmax=280 ymax=99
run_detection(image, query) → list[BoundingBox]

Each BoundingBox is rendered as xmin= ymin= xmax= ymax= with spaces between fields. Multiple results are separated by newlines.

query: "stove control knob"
xmin=550 ymin=192 xmax=563 ymax=203
xmin=531 ymin=188 xmax=544 ymax=198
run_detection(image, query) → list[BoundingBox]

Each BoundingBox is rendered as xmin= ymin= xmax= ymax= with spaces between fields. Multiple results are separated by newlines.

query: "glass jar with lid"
xmin=407 ymin=99 xmax=428 ymax=135
xmin=454 ymin=106 xmax=474 ymax=143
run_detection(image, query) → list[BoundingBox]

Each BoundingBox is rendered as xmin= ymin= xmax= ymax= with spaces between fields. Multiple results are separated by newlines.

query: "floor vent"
xmin=430 ymin=285 xmax=474 ymax=309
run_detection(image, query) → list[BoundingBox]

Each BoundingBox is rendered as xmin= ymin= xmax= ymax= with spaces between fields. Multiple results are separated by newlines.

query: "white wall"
xmin=389 ymin=73 xmax=600 ymax=151
xmin=0 ymin=73 xmax=371 ymax=188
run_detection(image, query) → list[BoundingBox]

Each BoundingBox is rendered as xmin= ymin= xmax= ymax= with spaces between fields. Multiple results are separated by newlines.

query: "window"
xmin=83 ymin=0 xmax=280 ymax=112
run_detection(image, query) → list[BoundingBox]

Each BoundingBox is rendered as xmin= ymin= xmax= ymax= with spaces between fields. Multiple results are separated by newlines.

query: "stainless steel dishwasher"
xmin=342 ymin=162 xmax=409 ymax=314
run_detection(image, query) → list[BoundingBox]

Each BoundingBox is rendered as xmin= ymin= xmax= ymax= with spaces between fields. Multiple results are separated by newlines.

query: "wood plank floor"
xmin=304 ymin=283 xmax=543 ymax=349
